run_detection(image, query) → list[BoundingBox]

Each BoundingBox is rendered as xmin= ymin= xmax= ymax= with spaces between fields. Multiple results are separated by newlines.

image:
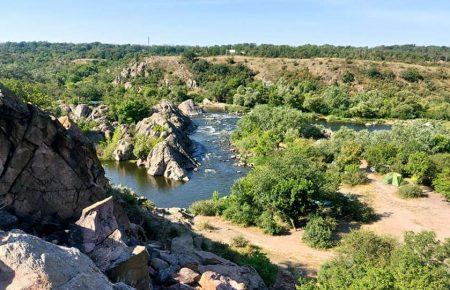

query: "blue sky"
xmin=0 ymin=0 xmax=449 ymax=46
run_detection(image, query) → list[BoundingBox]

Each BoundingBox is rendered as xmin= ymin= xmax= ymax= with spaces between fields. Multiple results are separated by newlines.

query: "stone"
xmin=151 ymin=258 xmax=169 ymax=271
xmin=58 ymin=115 xmax=88 ymax=141
xmin=106 ymin=245 xmax=151 ymax=290
xmin=0 ymin=210 xmax=18 ymax=230
xmin=198 ymin=265 xmax=266 ymax=290
xmin=202 ymin=98 xmax=213 ymax=105
xmin=173 ymin=267 xmax=200 ymax=285
xmin=73 ymin=196 xmax=118 ymax=253
xmin=0 ymin=230 xmax=124 ymax=290
xmin=167 ymin=283 xmax=195 ymax=290
xmin=72 ymin=197 xmax=133 ymax=273
xmin=146 ymin=141 xmax=197 ymax=181
xmin=72 ymin=104 xmax=92 ymax=120
xmin=194 ymin=251 xmax=231 ymax=266
xmin=171 ymin=234 xmax=194 ymax=253
xmin=198 ymin=271 xmax=246 ymax=290
xmin=113 ymin=138 xmax=135 ymax=161
xmin=178 ymin=99 xmax=203 ymax=116
xmin=0 ymin=84 xmax=108 ymax=222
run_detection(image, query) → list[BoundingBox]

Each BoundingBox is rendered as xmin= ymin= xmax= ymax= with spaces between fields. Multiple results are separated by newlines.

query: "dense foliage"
xmin=1 ymin=42 xmax=448 ymax=63
xmin=297 ymin=230 xmax=450 ymax=290
xmin=1 ymin=42 xmax=449 ymax=122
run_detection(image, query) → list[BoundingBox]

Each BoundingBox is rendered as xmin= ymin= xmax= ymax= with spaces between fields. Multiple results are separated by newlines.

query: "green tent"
xmin=383 ymin=172 xmax=403 ymax=186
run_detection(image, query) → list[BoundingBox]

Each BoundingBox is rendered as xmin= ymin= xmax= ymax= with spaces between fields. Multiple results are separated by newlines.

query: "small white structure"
xmin=227 ymin=49 xmax=236 ymax=55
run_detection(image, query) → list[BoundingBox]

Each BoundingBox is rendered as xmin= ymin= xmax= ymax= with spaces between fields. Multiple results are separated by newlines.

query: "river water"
xmin=103 ymin=113 xmax=249 ymax=208
xmin=103 ymin=113 xmax=391 ymax=208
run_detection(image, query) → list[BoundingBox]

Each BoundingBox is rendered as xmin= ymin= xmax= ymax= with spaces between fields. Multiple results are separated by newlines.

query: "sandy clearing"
xmin=192 ymin=173 xmax=450 ymax=277
xmin=341 ymin=173 xmax=450 ymax=241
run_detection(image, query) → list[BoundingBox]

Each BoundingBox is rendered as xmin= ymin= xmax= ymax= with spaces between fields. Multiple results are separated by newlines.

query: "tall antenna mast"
xmin=147 ymin=36 xmax=150 ymax=47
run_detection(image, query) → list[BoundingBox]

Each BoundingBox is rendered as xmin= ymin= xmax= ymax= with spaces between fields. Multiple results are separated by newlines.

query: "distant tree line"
xmin=1 ymin=42 xmax=448 ymax=63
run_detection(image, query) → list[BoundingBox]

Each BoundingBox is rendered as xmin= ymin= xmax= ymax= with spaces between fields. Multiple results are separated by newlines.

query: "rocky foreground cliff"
xmin=0 ymin=85 xmax=270 ymax=290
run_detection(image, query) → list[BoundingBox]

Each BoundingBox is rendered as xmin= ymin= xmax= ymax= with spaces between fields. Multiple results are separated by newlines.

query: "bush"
xmin=231 ymin=235 xmax=249 ymax=248
xmin=398 ymin=184 xmax=423 ymax=199
xmin=297 ymin=231 xmax=449 ymax=289
xmin=342 ymin=71 xmax=355 ymax=83
xmin=189 ymin=200 xmax=217 ymax=216
xmin=341 ymin=164 xmax=368 ymax=186
xmin=189 ymin=191 xmax=224 ymax=216
xmin=116 ymin=98 xmax=151 ymax=124
xmin=401 ymin=68 xmax=424 ymax=82
xmin=406 ymin=152 xmax=436 ymax=185
xmin=433 ymin=167 xmax=450 ymax=201
xmin=133 ymin=134 xmax=161 ymax=160
xmin=99 ymin=128 xmax=122 ymax=160
xmin=206 ymin=241 xmax=277 ymax=286
xmin=302 ymin=215 xmax=337 ymax=249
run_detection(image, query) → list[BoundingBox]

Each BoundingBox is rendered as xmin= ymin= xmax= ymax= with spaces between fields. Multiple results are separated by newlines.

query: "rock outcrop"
xmin=0 ymin=84 xmax=108 ymax=222
xmin=72 ymin=196 xmax=150 ymax=290
xmin=0 ymin=230 xmax=130 ymax=290
xmin=136 ymin=100 xmax=198 ymax=181
xmin=178 ymin=99 xmax=203 ymax=116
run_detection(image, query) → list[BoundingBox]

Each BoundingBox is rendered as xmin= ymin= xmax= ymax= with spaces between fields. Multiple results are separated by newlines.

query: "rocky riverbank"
xmin=61 ymin=99 xmax=204 ymax=181
xmin=0 ymin=85 xmax=269 ymax=290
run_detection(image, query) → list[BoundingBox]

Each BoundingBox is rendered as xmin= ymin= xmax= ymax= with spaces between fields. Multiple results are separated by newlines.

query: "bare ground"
xmin=192 ymin=173 xmax=450 ymax=277
xmin=341 ymin=173 xmax=450 ymax=241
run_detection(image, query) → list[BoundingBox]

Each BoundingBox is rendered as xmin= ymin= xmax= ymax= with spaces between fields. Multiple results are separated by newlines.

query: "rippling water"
xmin=103 ymin=113 xmax=249 ymax=208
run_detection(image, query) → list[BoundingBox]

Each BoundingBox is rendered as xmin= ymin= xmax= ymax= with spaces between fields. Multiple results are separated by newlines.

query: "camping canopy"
xmin=383 ymin=172 xmax=403 ymax=186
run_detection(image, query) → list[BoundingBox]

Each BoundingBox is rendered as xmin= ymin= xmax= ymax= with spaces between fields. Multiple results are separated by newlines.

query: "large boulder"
xmin=0 ymin=230 xmax=128 ymax=290
xmin=198 ymin=264 xmax=266 ymax=290
xmin=198 ymin=271 xmax=246 ymax=290
xmin=146 ymin=141 xmax=197 ymax=181
xmin=106 ymin=245 xmax=151 ymax=290
xmin=113 ymin=138 xmax=135 ymax=161
xmin=71 ymin=104 xmax=92 ymax=120
xmin=0 ymin=84 xmax=108 ymax=222
xmin=178 ymin=99 xmax=203 ymax=116
xmin=72 ymin=197 xmax=150 ymax=290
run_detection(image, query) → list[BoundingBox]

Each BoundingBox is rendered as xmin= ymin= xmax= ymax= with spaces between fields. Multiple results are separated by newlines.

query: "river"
xmin=103 ymin=113 xmax=391 ymax=208
xmin=103 ymin=113 xmax=249 ymax=208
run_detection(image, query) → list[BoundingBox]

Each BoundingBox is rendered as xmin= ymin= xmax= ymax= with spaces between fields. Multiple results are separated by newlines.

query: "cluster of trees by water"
xmin=192 ymin=105 xmax=450 ymax=234
xmin=191 ymin=105 xmax=450 ymax=288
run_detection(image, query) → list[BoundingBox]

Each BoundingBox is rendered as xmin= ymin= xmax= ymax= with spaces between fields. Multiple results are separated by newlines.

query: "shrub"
xmin=231 ymin=235 xmax=249 ymax=248
xmin=302 ymin=215 xmax=337 ymax=249
xmin=342 ymin=71 xmax=355 ymax=83
xmin=206 ymin=241 xmax=277 ymax=286
xmin=116 ymin=98 xmax=151 ymax=124
xmin=406 ymin=152 xmax=436 ymax=185
xmin=197 ymin=221 xmax=216 ymax=231
xmin=189 ymin=200 xmax=217 ymax=216
xmin=398 ymin=184 xmax=423 ymax=199
xmin=366 ymin=67 xmax=383 ymax=79
xmin=99 ymin=128 xmax=122 ymax=160
xmin=401 ymin=68 xmax=424 ymax=82
xmin=433 ymin=167 xmax=450 ymax=201
xmin=341 ymin=164 xmax=369 ymax=186
xmin=189 ymin=191 xmax=224 ymax=216
xmin=298 ymin=231 xmax=449 ymax=290
xmin=133 ymin=134 xmax=161 ymax=160
xmin=256 ymin=211 xmax=285 ymax=235
xmin=75 ymin=118 xmax=98 ymax=134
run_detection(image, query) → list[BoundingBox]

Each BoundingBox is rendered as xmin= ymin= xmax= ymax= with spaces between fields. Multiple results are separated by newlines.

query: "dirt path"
xmin=192 ymin=173 xmax=450 ymax=277
xmin=341 ymin=173 xmax=450 ymax=241
xmin=193 ymin=216 xmax=334 ymax=277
